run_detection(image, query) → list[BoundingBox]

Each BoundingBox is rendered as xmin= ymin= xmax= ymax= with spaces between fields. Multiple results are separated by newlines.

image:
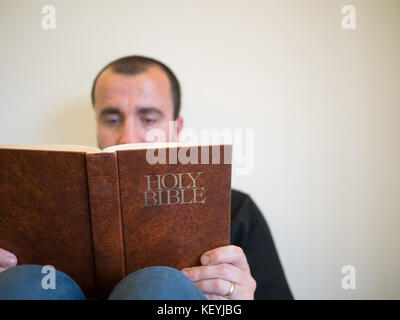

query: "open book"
xmin=0 ymin=143 xmax=232 ymax=298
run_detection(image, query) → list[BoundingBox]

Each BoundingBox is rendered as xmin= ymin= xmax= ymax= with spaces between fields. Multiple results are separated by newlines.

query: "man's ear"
xmin=175 ymin=116 xmax=184 ymax=140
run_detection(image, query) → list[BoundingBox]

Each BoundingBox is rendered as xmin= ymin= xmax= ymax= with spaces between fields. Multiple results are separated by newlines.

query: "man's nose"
xmin=118 ymin=121 xmax=141 ymax=144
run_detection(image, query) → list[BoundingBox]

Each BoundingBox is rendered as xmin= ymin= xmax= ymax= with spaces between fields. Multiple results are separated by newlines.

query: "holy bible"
xmin=0 ymin=143 xmax=232 ymax=298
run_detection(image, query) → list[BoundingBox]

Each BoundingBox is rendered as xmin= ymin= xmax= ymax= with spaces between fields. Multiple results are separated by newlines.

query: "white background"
xmin=1 ymin=0 xmax=399 ymax=299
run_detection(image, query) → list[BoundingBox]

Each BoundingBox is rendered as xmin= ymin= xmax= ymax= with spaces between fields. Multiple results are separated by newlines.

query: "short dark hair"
xmin=91 ymin=55 xmax=181 ymax=119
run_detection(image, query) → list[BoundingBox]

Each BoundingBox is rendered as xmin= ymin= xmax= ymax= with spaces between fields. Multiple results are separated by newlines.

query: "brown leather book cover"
xmin=0 ymin=148 xmax=97 ymax=296
xmin=117 ymin=144 xmax=232 ymax=275
xmin=0 ymin=143 xmax=231 ymax=298
xmin=86 ymin=152 xmax=125 ymax=297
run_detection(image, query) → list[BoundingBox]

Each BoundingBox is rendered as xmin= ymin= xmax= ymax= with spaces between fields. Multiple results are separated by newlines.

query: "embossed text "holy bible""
xmin=144 ymin=172 xmax=206 ymax=206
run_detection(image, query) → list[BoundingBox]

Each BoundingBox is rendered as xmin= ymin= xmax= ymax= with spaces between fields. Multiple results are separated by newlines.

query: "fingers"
xmin=182 ymin=263 xmax=248 ymax=285
xmin=204 ymin=293 xmax=229 ymax=300
xmin=194 ymin=279 xmax=239 ymax=299
xmin=182 ymin=263 xmax=256 ymax=299
xmin=200 ymin=245 xmax=250 ymax=272
xmin=0 ymin=248 xmax=17 ymax=270
xmin=181 ymin=245 xmax=257 ymax=300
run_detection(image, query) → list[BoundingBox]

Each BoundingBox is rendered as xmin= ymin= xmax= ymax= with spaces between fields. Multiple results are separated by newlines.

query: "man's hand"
xmin=0 ymin=248 xmax=17 ymax=272
xmin=181 ymin=245 xmax=256 ymax=300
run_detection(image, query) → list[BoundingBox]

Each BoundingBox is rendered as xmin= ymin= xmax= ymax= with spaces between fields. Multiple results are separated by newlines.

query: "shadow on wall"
xmin=42 ymin=100 xmax=98 ymax=148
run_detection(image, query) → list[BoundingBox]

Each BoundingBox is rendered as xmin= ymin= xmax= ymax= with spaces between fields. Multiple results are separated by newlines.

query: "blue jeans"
xmin=0 ymin=265 xmax=207 ymax=300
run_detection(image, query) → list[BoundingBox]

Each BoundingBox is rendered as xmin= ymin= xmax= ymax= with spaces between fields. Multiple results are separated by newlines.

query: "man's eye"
xmin=104 ymin=118 xmax=120 ymax=125
xmin=143 ymin=118 xmax=156 ymax=124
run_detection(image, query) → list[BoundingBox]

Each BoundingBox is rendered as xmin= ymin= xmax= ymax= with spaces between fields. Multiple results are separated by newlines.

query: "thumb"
xmin=0 ymin=248 xmax=17 ymax=269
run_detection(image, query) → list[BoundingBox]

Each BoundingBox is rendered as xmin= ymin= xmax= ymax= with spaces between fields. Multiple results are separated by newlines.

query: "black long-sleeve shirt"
xmin=230 ymin=189 xmax=293 ymax=299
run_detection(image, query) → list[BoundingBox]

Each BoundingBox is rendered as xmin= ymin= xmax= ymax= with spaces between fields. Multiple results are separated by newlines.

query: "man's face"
xmin=93 ymin=66 xmax=183 ymax=149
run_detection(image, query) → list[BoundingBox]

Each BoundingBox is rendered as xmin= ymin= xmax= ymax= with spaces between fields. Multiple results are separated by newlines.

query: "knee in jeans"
xmin=108 ymin=266 xmax=206 ymax=300
xmin=0 ymin=264 xmax=85 ymax=300
xmin=125 ymin=266 xmax=186 ymax=281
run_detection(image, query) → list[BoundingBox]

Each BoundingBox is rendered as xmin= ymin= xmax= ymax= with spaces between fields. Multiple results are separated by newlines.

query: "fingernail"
xmin=201 ymin=255 xmax=209 ymax=265
xmin=4 ymin=257 xmax=16 ymax=267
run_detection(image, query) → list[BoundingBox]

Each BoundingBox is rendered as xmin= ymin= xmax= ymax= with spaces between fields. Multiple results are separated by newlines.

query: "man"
xmin=0 ymin=56 xmax=293 ymax=300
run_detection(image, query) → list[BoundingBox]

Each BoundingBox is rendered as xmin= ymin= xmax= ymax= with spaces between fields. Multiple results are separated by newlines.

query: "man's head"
xmin=91 ymin=56 xmax=183 ymax=149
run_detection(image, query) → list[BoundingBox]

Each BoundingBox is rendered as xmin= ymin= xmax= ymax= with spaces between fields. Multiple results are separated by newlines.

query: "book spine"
xmin=86 ymin=152 xmax=125 ymax=296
